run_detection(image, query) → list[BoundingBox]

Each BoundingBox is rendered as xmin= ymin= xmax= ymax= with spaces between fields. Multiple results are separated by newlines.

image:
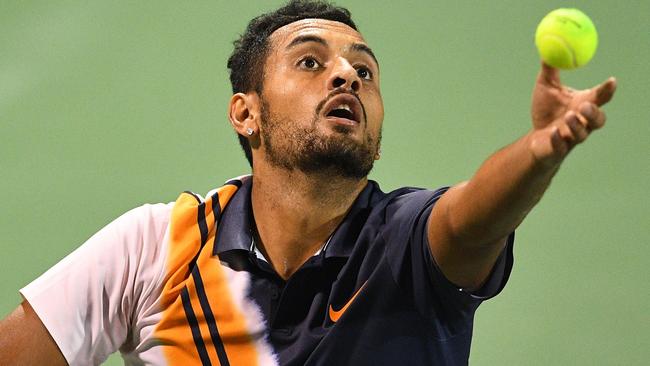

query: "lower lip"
xmin=325 ymin=116 xmax=359 ymax=127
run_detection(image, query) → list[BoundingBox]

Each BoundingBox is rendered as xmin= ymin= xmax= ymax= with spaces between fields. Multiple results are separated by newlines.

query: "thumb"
xmin=589 ymin=77 xmax=617 ymax=106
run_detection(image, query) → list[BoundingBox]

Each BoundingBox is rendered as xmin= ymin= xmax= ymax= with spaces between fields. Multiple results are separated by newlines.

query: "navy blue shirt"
xmin=214 ymin=177 xmax=514 ymax=365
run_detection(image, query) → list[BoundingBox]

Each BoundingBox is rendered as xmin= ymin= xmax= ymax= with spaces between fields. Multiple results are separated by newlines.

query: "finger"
xmin=579 ymin=102 xmax=607 ymax=130
xmin=589 ymin=77 xmax=617 ymax=106
xmin=565 ymin=111 xmax=589 ymax=143
xmin=557 ymin=118 xmax=575 ymax=143
xmin=537 ymin=62 xmax=561 ymax=87
xmin=549 ymin=126 xmax=569 ymax=158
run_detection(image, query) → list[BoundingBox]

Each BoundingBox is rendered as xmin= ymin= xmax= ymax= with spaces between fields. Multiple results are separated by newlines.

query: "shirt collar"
xmin=213 ymin=176 xmax=384 ymax=259
xmin=212 ymin=175 xmax=254 ymax=255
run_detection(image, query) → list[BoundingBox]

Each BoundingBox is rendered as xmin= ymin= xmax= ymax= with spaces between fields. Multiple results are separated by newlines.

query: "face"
xmin=257 ymin=18 xmax=384 ymax=179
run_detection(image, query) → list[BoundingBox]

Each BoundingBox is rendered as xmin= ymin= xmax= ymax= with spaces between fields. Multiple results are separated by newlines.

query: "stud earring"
xmin=246 ymin=128 xmax=254 ymax=136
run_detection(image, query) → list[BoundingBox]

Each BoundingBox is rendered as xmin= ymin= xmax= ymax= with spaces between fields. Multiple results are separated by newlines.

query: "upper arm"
xmin=0 ymin=300 xmax=68 ymax=366
xmin=427 ymin=182 xmax=509 ymax=291
xmin=14 ymin=203 xmax=171 ymax=365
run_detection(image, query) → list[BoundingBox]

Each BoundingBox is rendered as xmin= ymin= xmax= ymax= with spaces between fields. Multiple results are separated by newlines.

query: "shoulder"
xmin=351 ymin=182 xmax=449 ymax=243
xmin=120 ymin=201 xmax=174 ymax=224
xmin=89 ymin=202 xmax=175 ymax=258
xmin=121 ymin=202 xmax=174 ymax=239
xmin=370 ymin=182 xmax=449 ymax=223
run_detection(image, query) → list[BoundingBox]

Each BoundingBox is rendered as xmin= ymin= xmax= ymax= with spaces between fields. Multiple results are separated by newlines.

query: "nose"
xmin=327 ymin=57 xmax=360 ymax=93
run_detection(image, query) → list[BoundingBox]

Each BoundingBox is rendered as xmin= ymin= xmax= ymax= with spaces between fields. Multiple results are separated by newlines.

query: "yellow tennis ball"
xmin=535 ymin=8 xmax=598 ymax=69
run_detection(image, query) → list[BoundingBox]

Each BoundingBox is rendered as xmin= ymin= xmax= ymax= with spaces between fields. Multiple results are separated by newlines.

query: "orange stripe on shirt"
xmin=154 ymin=181 xmax=262 ymax=365
xmin=155 ymin=192 xmax=208 ymax=364
xmin=193 ymin=233 xmax=259 ymax=366
xmin=159 ymin=192 xmax=205 ymax=308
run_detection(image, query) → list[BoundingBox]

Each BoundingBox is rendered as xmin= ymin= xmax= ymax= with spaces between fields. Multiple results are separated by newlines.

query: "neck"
xmin=251 ymin=163 xmax=367 ymax=280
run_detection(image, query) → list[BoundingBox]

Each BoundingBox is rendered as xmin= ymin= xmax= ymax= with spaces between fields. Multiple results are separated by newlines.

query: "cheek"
xmin=267 ymin=80 xmax=323 ymax=119
xmin=375 ymin=99 xmax=385 ymax=122
xmin=364 ymin=94 xmax=384 ymax=129
xmin=267 ymin=72 xmax=298 ymax=104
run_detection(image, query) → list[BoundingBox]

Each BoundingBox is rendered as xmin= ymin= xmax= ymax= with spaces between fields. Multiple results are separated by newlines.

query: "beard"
xmin=259 ymin=99 xmax=379 ymax=180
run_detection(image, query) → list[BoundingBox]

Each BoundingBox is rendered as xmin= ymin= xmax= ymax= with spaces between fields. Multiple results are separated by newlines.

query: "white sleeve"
xmin=19 ymin=203 xmax=171 ymax=366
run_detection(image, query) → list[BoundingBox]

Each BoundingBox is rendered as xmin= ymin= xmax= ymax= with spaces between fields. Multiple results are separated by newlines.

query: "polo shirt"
xmin=20 ymin=175 xmax=514 ymax=365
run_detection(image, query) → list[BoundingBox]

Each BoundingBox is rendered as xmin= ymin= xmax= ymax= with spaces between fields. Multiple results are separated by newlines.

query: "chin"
xmin=331 ymin=124 xmax=356 ymax=134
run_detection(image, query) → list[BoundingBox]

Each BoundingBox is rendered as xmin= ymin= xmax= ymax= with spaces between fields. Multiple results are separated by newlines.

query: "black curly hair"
xmin=227 ymin=0 xmax=358 ymax=167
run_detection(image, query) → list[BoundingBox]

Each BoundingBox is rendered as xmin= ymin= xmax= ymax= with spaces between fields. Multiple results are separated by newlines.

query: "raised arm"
xmin=0 ymin=301 xmax=68 ymax=365
xmin=428 ymin=63 xmax=617 ymax=290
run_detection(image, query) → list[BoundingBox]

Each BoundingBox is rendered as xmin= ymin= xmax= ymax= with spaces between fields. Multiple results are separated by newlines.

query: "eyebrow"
xmin=287 ymin=34 xmax=328 ymax=49
xmin=286 ymin=35 xmax=380 ymax=68
xmin=351 ymin=43 xmax=379 ymax=68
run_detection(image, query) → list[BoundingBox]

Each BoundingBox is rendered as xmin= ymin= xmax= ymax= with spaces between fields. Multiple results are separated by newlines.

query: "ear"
xmin=228 ymin=92 xmax=261 ymax=137
xmin=374 ymin=144 xmax=382 ymax=160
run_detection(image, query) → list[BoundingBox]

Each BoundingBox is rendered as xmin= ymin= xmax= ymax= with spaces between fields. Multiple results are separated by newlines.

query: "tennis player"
xmin=0 ymin=1 xmax=616 ymax=365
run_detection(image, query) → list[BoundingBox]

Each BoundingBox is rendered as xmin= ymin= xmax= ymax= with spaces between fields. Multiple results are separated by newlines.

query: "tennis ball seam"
xmin=544 ymin=33 xmax=578 ymax=68
xmin=535 ymin=8 xmax=598 ymax=69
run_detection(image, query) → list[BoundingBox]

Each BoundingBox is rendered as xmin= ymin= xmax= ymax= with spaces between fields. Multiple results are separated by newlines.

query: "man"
xmin=0 ymin=1 xmax=616 ymax=365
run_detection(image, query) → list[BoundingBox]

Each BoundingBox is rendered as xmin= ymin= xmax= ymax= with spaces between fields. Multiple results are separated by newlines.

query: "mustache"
xmin=315 ymin=88 xmax=368 ymax=123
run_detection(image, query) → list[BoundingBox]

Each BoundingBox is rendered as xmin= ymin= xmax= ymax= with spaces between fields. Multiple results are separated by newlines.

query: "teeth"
xmin=336 ymin=104 xmax=351 ymax=112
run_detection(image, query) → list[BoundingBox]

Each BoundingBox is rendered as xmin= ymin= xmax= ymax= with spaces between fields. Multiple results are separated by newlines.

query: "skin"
xmin=229 ymin=19 xmax=384 ymax=279
xmin=0 ymin=17 xmax=617 ymax=365
xmin=0 ymin=301 xmax=67 ymax=365
xmin=428 ymin=65 xmax=615 ymax=289
xmin=229 ymin=19 xmax=617 ymax=288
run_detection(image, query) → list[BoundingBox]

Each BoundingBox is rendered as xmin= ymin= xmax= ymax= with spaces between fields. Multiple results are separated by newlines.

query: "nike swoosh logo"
xmin=328 ymin=281 xmax=367 ymax=323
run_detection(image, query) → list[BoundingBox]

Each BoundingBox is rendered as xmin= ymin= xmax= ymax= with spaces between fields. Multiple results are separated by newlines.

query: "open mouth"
xmin=327 ymin=105 xmax=356 ymax=120
xmin=323 ymin=94 xmax=362 ymax=124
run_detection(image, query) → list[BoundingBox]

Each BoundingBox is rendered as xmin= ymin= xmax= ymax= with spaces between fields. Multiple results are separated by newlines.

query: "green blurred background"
xmin=1 ymin=1 xmax=648 ymax=364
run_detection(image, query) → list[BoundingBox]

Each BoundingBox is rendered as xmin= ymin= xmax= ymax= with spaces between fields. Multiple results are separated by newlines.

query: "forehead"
xmin=269 ymin=18 xmax=367 ymax=49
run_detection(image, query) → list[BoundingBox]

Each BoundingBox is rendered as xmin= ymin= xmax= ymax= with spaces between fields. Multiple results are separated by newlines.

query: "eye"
xmin=356 ymin=66 xmax=373 ymax=80
xmin=298 ymin=56 xmax=321 ymax=70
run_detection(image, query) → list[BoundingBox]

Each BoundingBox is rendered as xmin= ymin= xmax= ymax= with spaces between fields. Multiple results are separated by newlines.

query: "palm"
xmin=527 ymin=63 xmax=616 ymax=166
xmin=531 ymin=63 xmax=615 ymax=130
xmin=532 ymin=80 xmax=594 ymax=130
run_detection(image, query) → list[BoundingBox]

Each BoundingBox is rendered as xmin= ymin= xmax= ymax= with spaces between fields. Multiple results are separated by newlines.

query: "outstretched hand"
xmin=426 ymin=63 xmax=617 ymax=291
xmin=529 ymin=62 xmax=617 ymax=167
